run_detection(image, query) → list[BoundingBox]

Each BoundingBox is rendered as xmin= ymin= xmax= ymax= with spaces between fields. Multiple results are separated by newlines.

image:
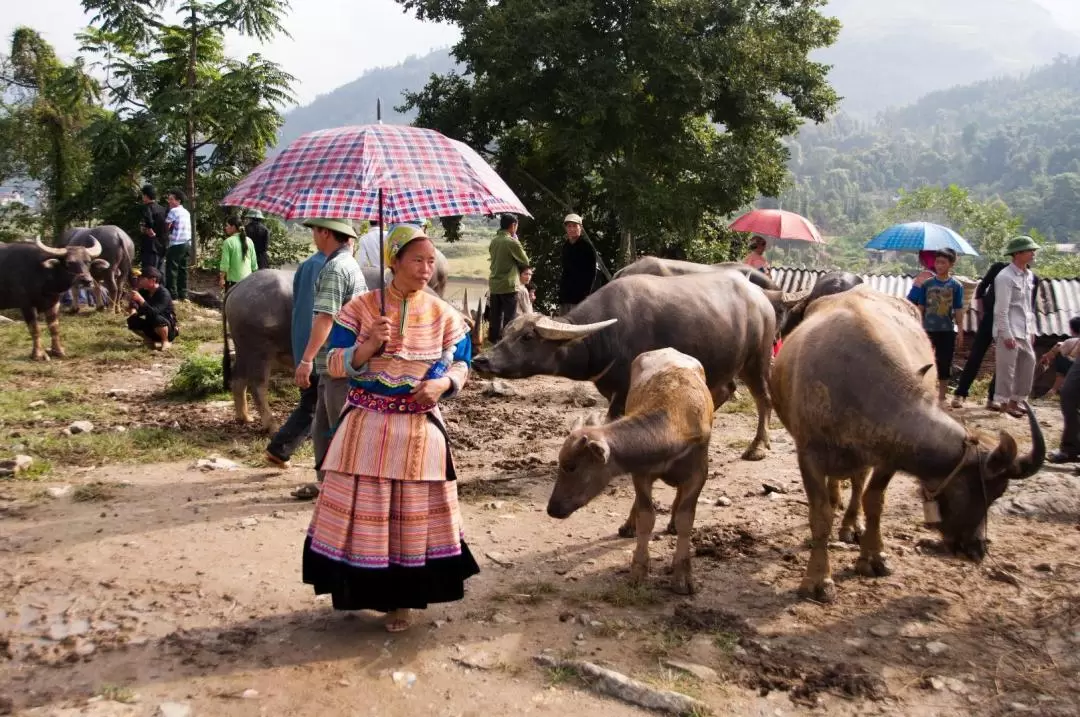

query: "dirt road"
xmin=2 ymin=376 xmax=1079 ymax=717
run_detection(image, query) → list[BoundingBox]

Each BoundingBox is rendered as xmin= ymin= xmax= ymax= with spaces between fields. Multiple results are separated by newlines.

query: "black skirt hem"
xmin=302 ymin=536 xmax=480 ymax=612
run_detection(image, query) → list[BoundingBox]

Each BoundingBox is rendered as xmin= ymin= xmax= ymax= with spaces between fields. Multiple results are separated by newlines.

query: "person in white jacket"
xmin=993 ymin=235 xmax=1040 ymax=418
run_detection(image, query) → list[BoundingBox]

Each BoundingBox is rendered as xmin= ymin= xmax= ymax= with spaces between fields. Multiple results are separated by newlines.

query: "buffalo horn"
xmin=781 ymin=289 xmax=813 ymax=307
xmin=534 ymin=316 xmax=617 ymax=341
xmin=84 ymin=237 xmax=103 ymax=258
xmin=1015 ymin=402 xmax=1046 ymax=479
xmin=34 ymin=237 xmax=68 ymax=257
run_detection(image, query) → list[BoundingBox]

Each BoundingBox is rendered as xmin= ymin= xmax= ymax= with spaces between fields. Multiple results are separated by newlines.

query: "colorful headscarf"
xmin=918 ymin=250 xmax=937 ymax=271
xmin=383 ymin=223 xmax=429 ymax=267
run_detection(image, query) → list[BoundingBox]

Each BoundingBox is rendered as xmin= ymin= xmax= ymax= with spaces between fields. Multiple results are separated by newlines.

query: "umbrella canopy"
xmin=865 ymin=221 xmax=978 ymax=256
xmin=729 ymin=209 xmax=824 ymax=243
xmin=221 ymin=124 xmax=531 ymax=221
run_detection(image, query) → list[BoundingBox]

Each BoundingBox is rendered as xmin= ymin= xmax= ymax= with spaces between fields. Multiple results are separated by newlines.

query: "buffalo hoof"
xmin=664 ymin=520 xmax=677 ymax=536
xmin=670 ymin=561 xmax=694 ymax=595
xmin=855 ymin=554 xmax=891 ymax=578
xmin=838 ymin=525 xmax=863 ymax=545
xmin=797 ymin=577 xmax=836 ymax=603
xmin=30 ymin=351 xmax=50 ymax=362
xmin=617 ymin=522 xmax=636 ymax=539
xmin=741 ymin=445 xmax=768 ymax=462
xmin=628 ymin=561 xmax=648 ymax=585
xmin=47 ymin=347 xmax=66 ymax=359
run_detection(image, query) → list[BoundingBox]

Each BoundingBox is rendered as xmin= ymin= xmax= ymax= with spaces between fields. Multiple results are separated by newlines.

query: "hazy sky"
xmin=0 ymin=0 xmax=460 ymax=106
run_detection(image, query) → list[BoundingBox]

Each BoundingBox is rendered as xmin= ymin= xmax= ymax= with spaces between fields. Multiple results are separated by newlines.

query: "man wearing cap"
xmin=264 ymin=245 xmax=327 ymax=471
xmin=244 ymin=209 xmax=271 ymax=270
xmin=487 ymin=213 xmax=530 ymax=343
xmin=558 ymin=214 xmax=597 ymax=315
xmin=292 ymin=218 xmax=366 ymax=500
xmin=125 ymin=266 xmax=177 ymax=350
xmin=993 ymin=235 xmax=1040 ymax=418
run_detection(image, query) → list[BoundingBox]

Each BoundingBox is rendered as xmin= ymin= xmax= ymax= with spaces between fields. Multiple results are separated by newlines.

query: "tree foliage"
xmin=77 ymin=0 xmax=295 ymax=254
xmin=0 ymin=28 xmax=101 ymax=241
xmin=394 ymin=0 xmax=840 ymax=303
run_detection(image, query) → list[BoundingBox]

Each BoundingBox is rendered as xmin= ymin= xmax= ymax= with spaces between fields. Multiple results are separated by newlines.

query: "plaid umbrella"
xmin=221 ymin=124 xmax=531 ymax=222
xmin=865 ymin=221 xmax=978 ymax=256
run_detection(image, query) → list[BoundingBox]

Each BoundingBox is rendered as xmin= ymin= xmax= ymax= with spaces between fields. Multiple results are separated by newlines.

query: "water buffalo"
xmin=778 ymin=271 xmax=863 ymax=337
xmin=548 ymin=348 xmax=713 ymax=594
xmin=61 ymin=226 xmax=135 ymax=313
xmin=223 ymin=256 xmax=456 ymax=431
xmin=222 ymin=270 xmax=295 ymax=431
xmin=473 ymin=270 xmax=780 ymax=535
xmin=0 ymin=238 xmax=107 ymax=360
xmin=613 ymin=256 xmax=780 ymax=291
xmin=770 ymin=285 xmax=1045 ymax=603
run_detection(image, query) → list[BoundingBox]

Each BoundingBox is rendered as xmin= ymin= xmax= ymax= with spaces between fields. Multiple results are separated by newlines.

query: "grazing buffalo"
xmin=778 ymin=271 xmax=863 ymax=337
xmin=0 ymin=238 xmax=108 ymax=360
xmin=222 ymin=257 xmax=456 ymax=431
xmin=473 ymin=270 xmax=780 ymax=536
xmin=548 ymin=349 xmax=713 ymax=594
xmin=613 ymin=256 xmax=780 ymax=291
xmin=770 ymin=285 xmax=1045 ymax=603
xmin=61 ymin=226 xmax=135 ymax=313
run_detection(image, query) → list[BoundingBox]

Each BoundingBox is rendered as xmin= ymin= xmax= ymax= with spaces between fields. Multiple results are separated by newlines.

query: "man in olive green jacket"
xmin=488 ymin=213 xmax=530 ymax=343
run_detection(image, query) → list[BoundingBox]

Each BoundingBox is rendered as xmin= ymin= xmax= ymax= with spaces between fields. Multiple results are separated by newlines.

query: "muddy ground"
xmin=2 ymin=341 xmax=1080 ymax=716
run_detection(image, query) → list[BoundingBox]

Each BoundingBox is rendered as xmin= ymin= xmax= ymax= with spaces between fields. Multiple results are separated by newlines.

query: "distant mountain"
xmin=816 ymin=0 xmax=1080 ymax=114
xmin=275 ymin=49 xmax=455 ymax=148
xmin=276 ymin=0 xmax=1080 ymax=146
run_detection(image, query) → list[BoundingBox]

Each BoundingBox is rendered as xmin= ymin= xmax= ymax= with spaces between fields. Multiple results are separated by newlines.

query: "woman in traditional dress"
xmin=302 ymin=224 xmax=479 ymax=633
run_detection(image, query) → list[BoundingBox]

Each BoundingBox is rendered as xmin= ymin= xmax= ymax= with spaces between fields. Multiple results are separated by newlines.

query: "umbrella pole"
xmin=377 ymin=96 xmax=386 ymax=318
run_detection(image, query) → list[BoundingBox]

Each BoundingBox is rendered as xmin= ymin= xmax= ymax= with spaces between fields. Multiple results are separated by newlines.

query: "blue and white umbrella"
xmin=865 ymin=221 xmax=979 ymax=256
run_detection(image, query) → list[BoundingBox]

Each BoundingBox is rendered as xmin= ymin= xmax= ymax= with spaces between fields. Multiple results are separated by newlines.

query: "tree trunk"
xmin=620 ymin=228 xmax=635 ymax=267
xmin=49 ymin=120 xmax=65 ymax=245
xmin=185 ymin=5 xmax=198 ymax=261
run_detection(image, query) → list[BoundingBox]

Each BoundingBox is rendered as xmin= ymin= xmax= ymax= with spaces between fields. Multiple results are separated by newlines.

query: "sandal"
xmin=290 ymin=483 xmax=320 ymax=500
xmin=950 ymin=396 xmax=964 ymax=409
xmin=1005 ymin=405 xmax=1027 ymax=418
xmin=385 ymin=609 xmax=412 ymax=633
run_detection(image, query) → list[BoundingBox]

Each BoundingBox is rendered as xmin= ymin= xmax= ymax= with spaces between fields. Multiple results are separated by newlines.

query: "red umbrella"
xmin=729 ymin=209 xmax=824 ymax=243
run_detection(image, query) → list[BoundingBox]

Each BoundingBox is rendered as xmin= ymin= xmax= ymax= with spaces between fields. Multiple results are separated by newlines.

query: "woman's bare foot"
xmin=385 ymin=608 xmax=413 ymax=633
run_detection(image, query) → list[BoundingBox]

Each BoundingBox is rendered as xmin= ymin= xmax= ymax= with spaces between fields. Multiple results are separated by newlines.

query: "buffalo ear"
xmin=987 ymin=431 xmax=1018 ymax=477
xmin=586 ymin=437 xmax=611 ymax=464
xmin=41 ymin=258 xmax=60 ymax=269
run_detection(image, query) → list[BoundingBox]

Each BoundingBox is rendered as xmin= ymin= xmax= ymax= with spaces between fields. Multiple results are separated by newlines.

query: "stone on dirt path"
xmin=157 ymin=703 xmax=192 ymax=717
xmin=0 ymin=455 xmax=32 ymax=477
xmin=662 ymin=659 xmax=719 ymax=682
xmin=195 ymin=457 xmax=239 ymax=471
xmin=483 ymin=380 xmax=517 ymax=397
xmin=68 ymin=421 xmax=95 ymax=435
xmin=534 ymin=654 xmax=710 ymax=716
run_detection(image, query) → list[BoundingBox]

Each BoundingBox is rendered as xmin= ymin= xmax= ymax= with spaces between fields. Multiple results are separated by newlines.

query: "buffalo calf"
xmin=547 ymin=348 xmax=714 ymax=594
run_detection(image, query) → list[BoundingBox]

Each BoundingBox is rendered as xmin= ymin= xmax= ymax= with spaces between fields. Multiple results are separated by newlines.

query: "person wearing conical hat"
xmin=291 ymin=218 xmax=366 ymax=500
xmin=993 ymin=235 xmax=1040 ymax=418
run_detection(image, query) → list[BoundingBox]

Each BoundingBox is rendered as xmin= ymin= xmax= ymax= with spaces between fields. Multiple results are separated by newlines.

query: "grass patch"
xmin=167 ymin=353 xmax=226 ymax=399
xmin=545 ymin=663 xmax=582 ymax=687
xmin=726 ymin=438 xmax=750 ymax=451
xmin=713 ymin=631 xmax=740 ymax=653
xmin=968 ymin=376 xmax=991 ymax=400
xmin=576 ymin=582 xmax=664 ymax=609
xmin=492 ymin=579 xmax=559 ymax=605
xmin=72 ymin=481 xmax=125 ymax=503
xmin=718 ymin=387 xmax=757 ymax=415
xmin=97 ymin=684 xmax=137 ymax=704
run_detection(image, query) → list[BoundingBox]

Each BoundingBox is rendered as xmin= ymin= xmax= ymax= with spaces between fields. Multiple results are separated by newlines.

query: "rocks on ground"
xmin=194 ymin=457 xmax=239 ymax=472
xmin=0 ymin=454 xmax=32 ymax=477
xmin=67 ymin=421 xmax=94 ymax=435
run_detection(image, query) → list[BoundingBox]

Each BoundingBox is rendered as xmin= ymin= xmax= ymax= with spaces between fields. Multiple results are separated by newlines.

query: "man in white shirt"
xmin=993 ymin=235 xmax=1040 ymax=417
xmin=357 ymin=220 xmax=383 ymax=270
xmin=164 ymin=189 xmax=192 ymax=301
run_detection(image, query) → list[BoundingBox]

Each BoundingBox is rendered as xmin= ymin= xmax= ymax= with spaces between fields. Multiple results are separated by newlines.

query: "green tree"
xmin=79 ymin=0 xmax=294 ymax=256
xmin=0 ymin=28 xmax=101 ymax=241
xmin=394 ymin=0 xmax=840 ymax=300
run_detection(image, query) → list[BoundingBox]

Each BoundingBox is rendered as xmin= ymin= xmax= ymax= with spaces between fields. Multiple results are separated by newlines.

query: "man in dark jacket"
xmin=558 ymin=213 xmax=598 ymax=315
xmin=138 ymin=184 xmax=169 ymax=273
xmin=245 ymin=209 xmax=271 ymax=270
xmin=126 ymin=267 xmax=178 ymax=350
xmin=952 ymin=260 xmax=1041 ymax=409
